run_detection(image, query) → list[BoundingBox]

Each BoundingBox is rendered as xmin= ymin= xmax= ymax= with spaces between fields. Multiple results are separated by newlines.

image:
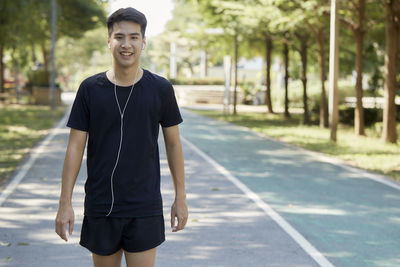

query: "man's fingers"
xmin=177 ymin=216 xmax=187 ymax=230
xmin=170 ymin=214 xmax=176 ymax=229
xmin=55 ymin=221 xmax=68 ymax=241
xmin=172 ymin=215 xmax=187 ymax=232
xmin=68 ymin=219 xmax=74 ymax=236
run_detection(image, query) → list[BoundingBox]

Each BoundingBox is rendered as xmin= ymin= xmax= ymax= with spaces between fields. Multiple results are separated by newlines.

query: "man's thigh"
xmin=92 ymin=249 xmax=123 ymax=267
xmin=124 ymin=248 xmax=157 ymax=267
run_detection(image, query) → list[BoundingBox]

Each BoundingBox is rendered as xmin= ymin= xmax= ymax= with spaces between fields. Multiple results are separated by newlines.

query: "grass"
xmin=190 ymin=109 xmax=400 ymax=182
xmin=0 ymin=104 xmax=66 ymax=187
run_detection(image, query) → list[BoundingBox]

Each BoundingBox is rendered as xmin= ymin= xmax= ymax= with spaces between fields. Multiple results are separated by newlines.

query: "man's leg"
xmin=124 ymin=248 xmax=157 ymax=267
xmin=92 ymin=249 xmax=123 ymax=267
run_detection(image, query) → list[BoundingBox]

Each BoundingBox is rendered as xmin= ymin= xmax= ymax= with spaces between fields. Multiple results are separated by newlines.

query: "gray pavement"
xmin=0 ymin=99 xmax=399 ymax=266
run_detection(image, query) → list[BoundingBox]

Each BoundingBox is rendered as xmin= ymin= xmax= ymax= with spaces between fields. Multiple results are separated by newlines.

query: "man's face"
xmin=108 ymin=21 xmax=146 ymax=69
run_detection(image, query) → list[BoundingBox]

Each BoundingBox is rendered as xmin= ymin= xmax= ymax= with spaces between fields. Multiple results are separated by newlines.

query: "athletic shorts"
xmin=80 ymin=215 xmax=165 ymax=256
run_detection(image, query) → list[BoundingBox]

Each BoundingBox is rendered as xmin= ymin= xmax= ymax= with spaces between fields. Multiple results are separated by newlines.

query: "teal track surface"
xmin=180 ymin=109 xmax=400 ymax=267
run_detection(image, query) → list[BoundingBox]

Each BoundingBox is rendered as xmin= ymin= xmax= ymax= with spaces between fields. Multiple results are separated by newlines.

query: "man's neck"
xmin=112 ymin=64 xmax=141 ymax=86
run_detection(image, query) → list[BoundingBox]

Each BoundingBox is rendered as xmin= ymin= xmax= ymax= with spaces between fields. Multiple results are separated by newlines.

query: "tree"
xmin=0 ymin=0 xmax=106 ymax=95
xmin=382 ymin=0 xmax=400 ymax=143
xmin=300 ymin=0 xmax=330 ymax=128
xmin=273 ymin=0 xmax=315 ymax=123
xmin=247 ymin=0 xmax=281 ymax=114
xmin=294 ymin=30 xmax=312 ymax=124
xmin=0 ymin=0 xmax=31 ymax=94
xmin=338 ymin=0 xmax=379 ymax=135
xmin=192 ymin=0 xmax=252 ymax=115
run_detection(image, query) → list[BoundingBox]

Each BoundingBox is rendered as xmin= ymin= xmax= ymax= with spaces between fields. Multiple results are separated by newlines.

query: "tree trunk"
xmin=41 ymin=41 xmax=49 ymax=71
xmin=205 ymin=51 xmax=208 ymax=77
xmin=382 ymin=0 xmax=400 ymax=143
xmin=0 ymin=44 xmax=4 ymax=94
xmin=316 ymin=28 xmax=329 ymax=128
xmin=354 ymin=29 xmax=365 ymax=135
xmin=353 ymin=0 xmax=366 ymax=135
xmin=233 ymin=33 xmax=238 ymax=115
xmin=31 ymin=43 xmax=37 ymax=65
xmin=283 ymin=42 xmax=290 ymax=118
xmin=265 ymin=35 xmax=273 ymax=113
xmin=298 ymin=35 xmax=310 ymax=124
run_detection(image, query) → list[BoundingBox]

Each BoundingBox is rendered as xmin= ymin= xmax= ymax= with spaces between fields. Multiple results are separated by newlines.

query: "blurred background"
xmin=0 ymin=0 xmax=399 ymax=145
xmin=0 ymin=0 xmax=393 ymax=105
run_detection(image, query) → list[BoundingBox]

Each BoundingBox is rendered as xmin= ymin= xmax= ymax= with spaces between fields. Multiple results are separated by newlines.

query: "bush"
xmin=27 ymin=70 xmax=50 ymax=87
xmin=170 ymin=77 xmax=224 ymax=85
xmin=339 ymin=106 xmax=383 ymax=126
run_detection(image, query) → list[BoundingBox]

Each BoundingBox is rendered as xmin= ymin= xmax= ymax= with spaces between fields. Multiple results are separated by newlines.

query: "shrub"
xmin=170 ymin=77 xmax=224 ymax=85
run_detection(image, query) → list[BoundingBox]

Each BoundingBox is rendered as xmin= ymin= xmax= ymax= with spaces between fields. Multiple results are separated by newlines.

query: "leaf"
xmin=0 ymin=241 xmax=11 ymax=247
xmin=211 ymin=187 xmax=220 ymax=191
xmin=17 ymin=242 xmax=30 ymax=246
xmin=6 ymin=257 xmax=12 ymax=262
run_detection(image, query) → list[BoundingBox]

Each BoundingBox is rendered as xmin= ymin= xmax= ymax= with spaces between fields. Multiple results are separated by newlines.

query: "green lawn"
xmin=0 ymin=104 xmax=66 ymax=187
xmin=190 ymin=109 xmax=400 ymax=182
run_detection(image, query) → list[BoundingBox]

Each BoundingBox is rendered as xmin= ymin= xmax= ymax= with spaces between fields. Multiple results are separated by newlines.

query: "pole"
xmin=328 ymin=0 xmax=339 ymax=141
xmin=50 ymin=0 xmax=56 ymax=109
xmin=170 ymin=42 xmax=177 ymax=79
xmin=223 ymin=55 xmax=231 ymax=115
xmin=233 ymin=34 xmax=238 ymax=115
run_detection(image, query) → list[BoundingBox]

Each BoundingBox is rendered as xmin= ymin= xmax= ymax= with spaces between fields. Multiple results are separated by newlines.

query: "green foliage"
xmin=170 ymin=77 xmax=224 ymax=85
xmin=0 ymin=0 xmax=107 ymax=85
xmin=27 ymin=70 xmax=50 ymax=87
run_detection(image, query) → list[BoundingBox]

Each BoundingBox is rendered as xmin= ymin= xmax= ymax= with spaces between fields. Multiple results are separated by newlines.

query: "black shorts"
xmin=80 ymin=215 xmax=165 ymax=256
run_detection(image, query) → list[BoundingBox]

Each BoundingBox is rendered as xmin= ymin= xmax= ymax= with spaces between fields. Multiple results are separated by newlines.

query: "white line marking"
xmin=0 ymin=109 xmax=70 ymax=206
xmin=220 ymin=118 xmax=400 ymax=192
xmin=181 ymin=136 xmax=334 ymax=267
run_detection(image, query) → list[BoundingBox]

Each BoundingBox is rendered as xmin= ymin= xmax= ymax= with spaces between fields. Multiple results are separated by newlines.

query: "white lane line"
xmin=181 ymin=136 xmax=334 ymax=267
xmin=203 ymin=113 xmax=400 ymax=192
xmin=0 ymin=109 xmax=70 ymax=206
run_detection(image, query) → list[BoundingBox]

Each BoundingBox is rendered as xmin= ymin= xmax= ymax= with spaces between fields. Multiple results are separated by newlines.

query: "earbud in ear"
xmin=142 ymin=44 xmax=145 ymax=50
xmin=108 ymin=44 xmax=111 ymax=48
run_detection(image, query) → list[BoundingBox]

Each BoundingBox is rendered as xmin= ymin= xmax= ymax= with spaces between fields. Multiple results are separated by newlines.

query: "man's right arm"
xmin=55 ymin=128 xmax=87 ymax=242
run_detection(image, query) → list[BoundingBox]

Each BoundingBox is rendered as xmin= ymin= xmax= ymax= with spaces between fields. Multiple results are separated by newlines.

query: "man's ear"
xmin=142 ymin=37 xmax=146 ymax=50
xmin=107 ymin=38 xmax=110 ymax=49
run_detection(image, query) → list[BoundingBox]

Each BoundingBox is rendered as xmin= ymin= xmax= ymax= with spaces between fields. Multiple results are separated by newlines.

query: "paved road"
xmin=179 ymin=109 xmax=400 ymax=267
xmin=0 ymin=101 xmax=399 ymax=266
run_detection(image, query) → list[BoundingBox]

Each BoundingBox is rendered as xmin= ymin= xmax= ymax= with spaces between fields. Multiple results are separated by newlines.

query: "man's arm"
xmin=162 ymin=125 xmax=188 ymax=232
xmin=55 ymin=128 xmax=87 ymax=241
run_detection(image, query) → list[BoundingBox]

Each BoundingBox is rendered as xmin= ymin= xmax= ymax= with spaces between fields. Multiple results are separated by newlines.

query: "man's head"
xmin=107 ymin=7 xmax=147 ymax=38
xmin=107 ymin=8 xmax=147 ymax=70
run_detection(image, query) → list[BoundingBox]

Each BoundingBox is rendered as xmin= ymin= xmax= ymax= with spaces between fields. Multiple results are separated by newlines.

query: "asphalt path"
xmin=0 ymin=99 xmax=399 ymax=266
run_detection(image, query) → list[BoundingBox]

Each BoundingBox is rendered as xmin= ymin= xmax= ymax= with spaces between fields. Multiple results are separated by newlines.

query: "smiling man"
xmin=55 ymin=7 xmax=188 ymax=267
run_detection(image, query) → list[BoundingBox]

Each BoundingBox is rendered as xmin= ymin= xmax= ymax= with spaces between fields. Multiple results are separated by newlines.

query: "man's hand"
xmin=171 ymin=197 xmax=188 ymax=232
xmin=55 ymin=204 xmax=75 ymax=241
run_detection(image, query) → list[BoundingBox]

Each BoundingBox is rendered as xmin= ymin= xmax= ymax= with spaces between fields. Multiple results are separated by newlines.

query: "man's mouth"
xmin=120 ymin=52 xmax=134 ymax=56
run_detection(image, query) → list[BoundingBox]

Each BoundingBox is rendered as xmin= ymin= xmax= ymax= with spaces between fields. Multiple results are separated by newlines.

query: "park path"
xmin=179 ymin=109 xmax=400 ymax=267
xmin=0 ymin=96 xmax=399 ymax=266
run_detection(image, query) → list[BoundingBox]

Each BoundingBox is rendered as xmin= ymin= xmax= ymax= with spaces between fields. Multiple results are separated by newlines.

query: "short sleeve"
xmin=159 ymin=83 xmax=183 ymax=128
xmin=67 ymin=82 xmax=90 ymax=132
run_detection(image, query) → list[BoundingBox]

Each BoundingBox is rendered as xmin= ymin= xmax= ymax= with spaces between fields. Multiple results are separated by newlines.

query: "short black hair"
xmin=107 ymin=7 xmax=147 ymax=37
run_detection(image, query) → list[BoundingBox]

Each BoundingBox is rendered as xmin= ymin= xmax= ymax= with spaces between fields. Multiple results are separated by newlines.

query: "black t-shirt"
xmin=67 ymin=69 xmax=183 ymax=217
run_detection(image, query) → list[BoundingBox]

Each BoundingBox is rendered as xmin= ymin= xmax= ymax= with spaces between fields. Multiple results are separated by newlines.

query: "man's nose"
xmin=121 ymin=38 xmax=131 ymax=48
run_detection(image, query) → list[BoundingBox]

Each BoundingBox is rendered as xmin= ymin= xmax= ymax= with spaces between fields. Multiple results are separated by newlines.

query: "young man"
xmin=55 ymin=7 xmax=188 ymax=267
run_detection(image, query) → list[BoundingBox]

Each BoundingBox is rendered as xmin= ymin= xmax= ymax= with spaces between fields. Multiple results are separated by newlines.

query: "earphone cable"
xmin=105 ymin=68 xmax=140 ymax=217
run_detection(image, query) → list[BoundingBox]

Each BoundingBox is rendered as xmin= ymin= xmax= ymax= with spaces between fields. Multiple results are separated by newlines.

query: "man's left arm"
xmin=162 ymin=125 xmax=188 ymax=232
